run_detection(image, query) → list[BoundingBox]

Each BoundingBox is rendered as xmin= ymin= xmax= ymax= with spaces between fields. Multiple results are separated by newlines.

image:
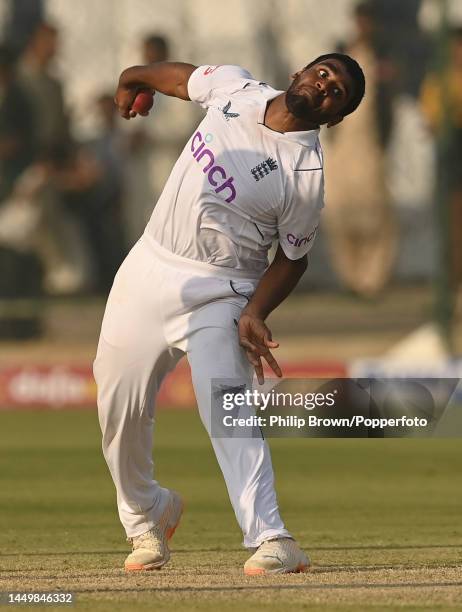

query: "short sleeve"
xmin=277 ymin=171 xmax=324 ymax=260
xmin=187 ymin=64 xmax=253 ymax=108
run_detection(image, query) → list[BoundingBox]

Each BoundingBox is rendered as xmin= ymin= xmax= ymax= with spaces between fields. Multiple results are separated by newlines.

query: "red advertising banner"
xmin=0 ymin=360 xmax=347 ymax=410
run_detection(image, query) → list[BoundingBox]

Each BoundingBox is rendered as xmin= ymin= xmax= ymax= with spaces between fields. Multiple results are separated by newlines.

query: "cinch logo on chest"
xmin=191 ymin=131 xmax=236 ymax=203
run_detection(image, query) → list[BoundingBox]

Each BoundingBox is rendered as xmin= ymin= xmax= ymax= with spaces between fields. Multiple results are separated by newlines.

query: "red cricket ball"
xmin=131 ymin=90 xmax=154 ymax=115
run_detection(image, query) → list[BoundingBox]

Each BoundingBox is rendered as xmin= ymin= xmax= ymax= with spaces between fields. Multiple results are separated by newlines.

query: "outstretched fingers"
xmin=240 ymin=339 xmax=282 ymax=383
xmin=262 ymin=348 xmax=282 ymax=379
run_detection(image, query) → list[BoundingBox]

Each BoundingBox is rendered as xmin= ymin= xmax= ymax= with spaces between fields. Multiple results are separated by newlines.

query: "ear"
xmin=327 ymin=116 xmax=343 ymax=128
xmin=291 ymin=70 xmax=302 ymax=81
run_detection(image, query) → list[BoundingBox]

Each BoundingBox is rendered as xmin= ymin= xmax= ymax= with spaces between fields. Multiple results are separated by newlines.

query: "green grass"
xmin=0 ymin=410 xmax=461 ymax=611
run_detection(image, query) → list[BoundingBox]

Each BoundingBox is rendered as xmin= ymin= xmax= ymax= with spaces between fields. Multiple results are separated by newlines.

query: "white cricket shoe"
xmin=244 ymin=538 xmax=310 ymax=575
xmin=124 ymin=490 xmax=183 ymax=571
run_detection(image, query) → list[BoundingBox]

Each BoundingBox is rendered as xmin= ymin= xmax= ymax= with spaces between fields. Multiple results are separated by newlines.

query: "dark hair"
xmin=143 ymin=34 xmax=169 ymax=58
xmin=304 ymin=52 xmax=365 ymax=117
xmin=23 ymin=21 xmax=58 ymax=51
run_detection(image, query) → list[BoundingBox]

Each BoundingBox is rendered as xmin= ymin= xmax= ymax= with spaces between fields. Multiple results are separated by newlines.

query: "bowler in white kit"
xmin=94 ymin=54 xmax=365 ymax=574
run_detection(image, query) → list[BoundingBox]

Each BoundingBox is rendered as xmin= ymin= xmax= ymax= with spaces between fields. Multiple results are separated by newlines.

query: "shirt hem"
xmin=142 ymin=232 xmax=263 ymax=281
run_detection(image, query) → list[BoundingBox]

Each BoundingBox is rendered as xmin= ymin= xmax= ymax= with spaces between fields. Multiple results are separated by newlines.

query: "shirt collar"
xmin=256 ymin=89 xmax=320 ymax=147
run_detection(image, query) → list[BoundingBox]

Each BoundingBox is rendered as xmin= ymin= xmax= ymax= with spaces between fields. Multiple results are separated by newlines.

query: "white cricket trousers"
xmin=93 ymin=233 xmax=291 ymax=548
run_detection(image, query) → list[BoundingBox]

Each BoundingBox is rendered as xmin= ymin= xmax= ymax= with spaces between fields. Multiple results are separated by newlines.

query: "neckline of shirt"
xmin=256 ymin=88 xmax=320 ymax=147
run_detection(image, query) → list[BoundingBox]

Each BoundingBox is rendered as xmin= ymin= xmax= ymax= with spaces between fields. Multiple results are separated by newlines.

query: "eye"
xmin=319 ymin=69 xmax=328 ymax=78
xmin=333 ymin=87 xmax=342 ymax=98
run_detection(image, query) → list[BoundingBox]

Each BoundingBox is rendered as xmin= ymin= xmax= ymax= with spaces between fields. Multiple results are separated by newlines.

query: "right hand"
xmin=114 ymin=85 xmax=137 ymax=120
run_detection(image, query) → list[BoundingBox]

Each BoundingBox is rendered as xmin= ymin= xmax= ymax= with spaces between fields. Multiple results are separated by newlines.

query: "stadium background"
xmin=0 ymin=1 xmax=461 ymax=610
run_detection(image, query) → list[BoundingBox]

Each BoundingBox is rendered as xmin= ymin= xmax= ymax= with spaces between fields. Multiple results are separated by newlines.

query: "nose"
xmin=316 ymin=81 xmax=327 ymax=96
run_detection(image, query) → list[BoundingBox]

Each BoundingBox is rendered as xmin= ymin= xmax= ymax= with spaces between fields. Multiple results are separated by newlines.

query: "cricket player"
xmin=94 ymin=54 xmax=365 ymax=575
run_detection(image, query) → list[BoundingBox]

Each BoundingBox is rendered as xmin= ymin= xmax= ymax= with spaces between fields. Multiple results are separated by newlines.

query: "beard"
xmin=285 ymin=81 xmax=314 ymax=121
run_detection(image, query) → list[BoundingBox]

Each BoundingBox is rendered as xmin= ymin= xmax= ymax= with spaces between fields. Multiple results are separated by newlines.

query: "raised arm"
xmin=114 ymin=61 xmax=197 ymax=119
xmin=238 ymin=245 xmax=308 ymax=384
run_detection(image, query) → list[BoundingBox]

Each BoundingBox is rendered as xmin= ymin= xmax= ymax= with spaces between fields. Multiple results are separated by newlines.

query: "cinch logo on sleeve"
xmin=287 ymin=226 xmax=318 ymax=247
xmin=191 ymin=131 xmax=236 ymax=203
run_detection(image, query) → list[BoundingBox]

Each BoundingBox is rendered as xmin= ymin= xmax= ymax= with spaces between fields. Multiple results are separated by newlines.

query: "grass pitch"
xmin=0 ymin=409 xmax=461 ymax=611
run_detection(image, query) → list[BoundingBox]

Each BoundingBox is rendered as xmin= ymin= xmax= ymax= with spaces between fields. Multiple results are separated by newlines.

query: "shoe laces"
xmin=257 ymin=538 xmax=295 ymax=557
xmin=129 ymin=526 xmax=164 ymax=554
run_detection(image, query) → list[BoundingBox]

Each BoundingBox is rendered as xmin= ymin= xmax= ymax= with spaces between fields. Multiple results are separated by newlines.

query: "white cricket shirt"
xmin=145 ymin=64 xmax=324 ymax=279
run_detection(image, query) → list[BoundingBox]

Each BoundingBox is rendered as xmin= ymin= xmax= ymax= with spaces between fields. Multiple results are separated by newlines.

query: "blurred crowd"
xmin=325 ymin=0 xmax=462 ymax=309
xmin=0 ymin=0 xmax=461 ymax=315
xmin=0 ymin=20 xmax=190 ymax=305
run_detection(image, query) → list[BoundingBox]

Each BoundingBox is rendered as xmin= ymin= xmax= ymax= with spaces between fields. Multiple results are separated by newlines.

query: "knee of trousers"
xmin=93 ymin=348 xmax=155 ymax=440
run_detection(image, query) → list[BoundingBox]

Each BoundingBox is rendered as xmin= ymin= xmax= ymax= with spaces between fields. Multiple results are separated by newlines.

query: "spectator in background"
xmin=65 ymin=94 xmax=126 ymax=292
xmin=0 ymin=44 xmax=43 ymax=339
xmin=324 ymin=0 xmax=397 ymax=298
xmin=421 ymin=27 xmax=462 ymax=304
xmin=17 ymin=22 xmax=70 ymax=155
xmin=0 ymin=45 xmax=35 ymax=201
xmin=15 ymin=22 xmax=93 ymax=294
xmin=371 ymin=0 xmax=428 ymax=98
xmin=123 ymin=33 xmax=197 ymax=246
xmin=122 ymin=34 xmax=169 ymax=247
xmin=3 ymin=0 xmax=44 ymax=58
xmin=144 ymin=34 xmax=169 ymax=65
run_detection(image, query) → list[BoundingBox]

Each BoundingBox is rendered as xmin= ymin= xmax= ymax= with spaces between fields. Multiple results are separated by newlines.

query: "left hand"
xmin=238 ymin=312 xmax=282 ymax=385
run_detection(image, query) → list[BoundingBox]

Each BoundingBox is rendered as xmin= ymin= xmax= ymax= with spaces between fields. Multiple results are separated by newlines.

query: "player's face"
xmin=286 ymin=59 xmax=354 ymax=127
